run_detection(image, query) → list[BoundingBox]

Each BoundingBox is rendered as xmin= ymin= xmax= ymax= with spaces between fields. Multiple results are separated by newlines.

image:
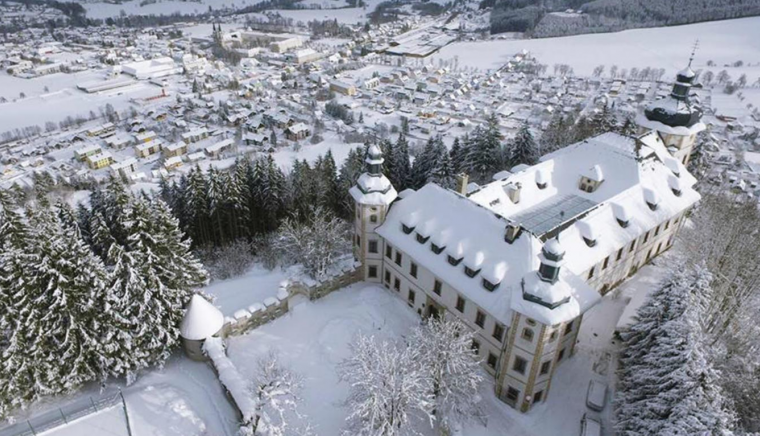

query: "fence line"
xmin=0 ymin=390 xmax=127 ymax=436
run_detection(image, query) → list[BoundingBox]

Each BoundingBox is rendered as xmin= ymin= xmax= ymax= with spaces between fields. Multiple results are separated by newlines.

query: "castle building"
xmin=636 ymin=66 xmax=706 ymax=166
xmin=351 ymin=129 xmax=700 ymax=412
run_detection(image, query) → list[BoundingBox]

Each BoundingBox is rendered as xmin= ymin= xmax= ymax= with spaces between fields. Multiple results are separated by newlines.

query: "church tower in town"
xmin=349 ymin=145 xmax=397 ymax=282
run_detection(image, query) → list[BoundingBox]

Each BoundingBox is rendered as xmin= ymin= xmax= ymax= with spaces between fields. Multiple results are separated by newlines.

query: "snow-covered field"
xmin=433 ymin=16 xmax=760 ymax=77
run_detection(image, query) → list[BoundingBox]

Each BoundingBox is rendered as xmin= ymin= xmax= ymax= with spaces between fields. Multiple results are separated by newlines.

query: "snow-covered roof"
xmin=469 ymin=131 xmax=700 ymax=275
xmin=180 ymin=295 xmax=224 ymax=340
xmin=350 ymin=173 xmax=397 ymax=206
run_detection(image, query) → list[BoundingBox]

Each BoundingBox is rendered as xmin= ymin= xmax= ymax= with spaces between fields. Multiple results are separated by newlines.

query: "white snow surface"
xmin=204 ymin=337 xmax=258 ymax=422
xmin=432 ymin=16 xmax=760 ymax=77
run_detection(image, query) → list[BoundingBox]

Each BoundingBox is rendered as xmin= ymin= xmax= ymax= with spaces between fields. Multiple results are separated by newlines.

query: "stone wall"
xmin=221 ymin=259 xmax=363 ymax=338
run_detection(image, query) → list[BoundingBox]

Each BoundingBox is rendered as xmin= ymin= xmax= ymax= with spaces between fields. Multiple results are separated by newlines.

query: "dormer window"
xmin=671 ymin=187 xmax=682 ymax=197
xmin=464 ymin=266 xmax=480 ymax=278
xmin=447 ymin=255 xmax=462 ymax=266
xmin=431 ymin=244 xmax=444 ymax=254
xmin=583 ymin=236 xmax=597 ymax=247
xmin=416 ymin=233 xmax=430 ymax=244
xmin=616 ymin=218 xmax=629 ymax=228
xmin=482 ymin=278 xmax=499 ymax=292
xmin=537 ymin=181 xmax=547 ymax=190
xmin=402 ymin=224 xmax=414 ymax=234
xmin=643 ymin=188 xmax=660 ymax=212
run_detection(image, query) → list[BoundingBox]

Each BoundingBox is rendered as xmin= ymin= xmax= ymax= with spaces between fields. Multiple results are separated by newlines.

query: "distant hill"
xmin=487 ymin=0 xmax=760 ymax=37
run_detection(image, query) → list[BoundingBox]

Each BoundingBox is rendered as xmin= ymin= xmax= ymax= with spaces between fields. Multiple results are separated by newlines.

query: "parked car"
xmin=586 ymin=380 xmax=608 ymax=412
xmin=580 ymin=413 xmax=602 ymax=436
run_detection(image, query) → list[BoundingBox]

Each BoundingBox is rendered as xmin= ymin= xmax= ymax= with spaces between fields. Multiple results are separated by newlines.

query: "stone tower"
xmin=636 ymin=60 xmax=705 ymax=166
xmin=349 ymin=145 xmax=397 ymax=282
xmin=497 ymin=238 xmax=584 ymax=412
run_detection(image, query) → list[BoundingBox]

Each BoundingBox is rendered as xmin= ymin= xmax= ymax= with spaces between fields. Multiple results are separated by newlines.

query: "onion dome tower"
xmin=636 ymin=45 xmax=706 ymax=166
xmin=349 ymin=145 xmax=397 ymax=281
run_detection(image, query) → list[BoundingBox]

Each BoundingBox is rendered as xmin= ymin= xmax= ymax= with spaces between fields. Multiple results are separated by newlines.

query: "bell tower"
xmin=349 ymin=145 xmax=397 ymax=282
xmin=636 ymin=43 xmax=706 ymax=166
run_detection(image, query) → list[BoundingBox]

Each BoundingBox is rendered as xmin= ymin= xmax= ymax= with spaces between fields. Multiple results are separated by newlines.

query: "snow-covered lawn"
xmin=40 ymin=406 xmax=128 ymax=436
xmin=224 ymin=269 xmax=667 ymax=436
xmin=204 ymin=264 xmax=289 ymax=316
xmin=433 ymin=16 xmax=760 ymax=77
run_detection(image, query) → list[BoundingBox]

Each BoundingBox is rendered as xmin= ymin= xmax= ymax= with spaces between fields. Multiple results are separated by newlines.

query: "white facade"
xmin=352 ymin=131 xmax=700 ymax=412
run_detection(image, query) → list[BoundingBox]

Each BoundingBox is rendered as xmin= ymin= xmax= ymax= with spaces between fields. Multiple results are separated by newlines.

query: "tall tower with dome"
xmin=349 ymin=145 xmax=397 ymax=282
xmin=636 ymin=49 xmax=706 ymax=166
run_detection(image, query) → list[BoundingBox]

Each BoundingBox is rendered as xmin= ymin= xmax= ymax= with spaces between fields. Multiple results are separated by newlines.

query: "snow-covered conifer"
xmin=510 ymin=121 xmax=539 ymax=167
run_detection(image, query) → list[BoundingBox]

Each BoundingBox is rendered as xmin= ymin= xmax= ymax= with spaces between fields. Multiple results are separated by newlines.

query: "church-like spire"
xmin=365 ymin=144 xmax=384 ymax=176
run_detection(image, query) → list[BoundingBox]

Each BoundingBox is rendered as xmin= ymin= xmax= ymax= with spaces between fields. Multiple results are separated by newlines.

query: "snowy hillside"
xmin=433 ymin=16 xmax=760 ymax=77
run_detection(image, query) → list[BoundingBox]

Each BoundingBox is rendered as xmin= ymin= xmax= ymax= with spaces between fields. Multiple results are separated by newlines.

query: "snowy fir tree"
xmin=339 ymin=334 xmax=434 ymax=436
xmin=428 ymin=142 xmax=457 ymax=191
xmin=410 ymin=318 xmax=485 ymax=433
xmin=616 ymin=267 xmax=734 ymax=436
xmin=509 ymin=121 xmax=540 ymax=167
xmin=464 ymin=115 xmax=503 ymax=184
xmin=388 ymin=134 xmax=412 ymax=191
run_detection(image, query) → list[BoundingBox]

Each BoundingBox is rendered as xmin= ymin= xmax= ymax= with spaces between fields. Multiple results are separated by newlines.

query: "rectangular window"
xmin=385 ymin=245 xmax=392 ymax=259
xmin=557 ymin=348 xmax=566 ymax=361
xmin=513 ymin=356 xmax=527 ymax=374
xmin=506 ymin=387 xmax=520 ymax=402
xmin=588 ymin=267 xmax=594 ymax=280
xmin=471 ymin=340 xmax=480 ymax=354
xmin=408 ymin=289 xmax=415 ymax=305
xmin=540 ymin=361 xmax=551 ymax=376
xmin=564 ymin=321 xmax=573 ymax=335
xmin=368 ymin=240 xmax=378 ymax=254
xmin=487 ymin=352 xmax=498 ymax=369
xmin=654 ymin=225 xmax=660 ymax=237
xmin=394 ymin=277 xmax=400 ymax=291
xmin=521 ymin=328 xmax=534 ymax=342
xmin=665 ymin=220 xmax=670 ymax=230
xmin=433 ymin=280 xmax=442 ymax=295
xmin=356 ymin=234 xmax=361 ymax=247
xmin=629 ymin=240 xmax=636 ymax=253
xmin=395 ymin=252 xmax=402 ymax=266
xmin=456 ymin=296 xmax=465 ymax=313
xmin=370 ymin=214 xmax=378 ymax=223
xmin=368 ymin=265 xmax=378 ymax=278
xmin=384 ymin=270 xmax=391 ymax=283
xmin=475 ymin=310 xmax=486 ymax=328
xmin=533 ymin=390 xmax=543 ymax=403
xmin=616 ymin=248 xmax=623 ymax=261
xmin=410 ymin=262 xmax=418 ymax=278
xmin=493 ymin=323 xmax=505 ymax=342
xmin=643 ymin=231 xmax=650 ymax=244
xmin=602 ymin=256 xmax=609 ymax=270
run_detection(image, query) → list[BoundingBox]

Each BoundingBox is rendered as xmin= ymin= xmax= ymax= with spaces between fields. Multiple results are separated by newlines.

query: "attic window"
xmin=431 ymin=244 xmax=445 ymax=255
xmin=416 ymin=234 xmax=430 ymax=244
xmin=537 ymin=181 xmax=547 ymax=190
xmin=482 ymin=278 xmax=499 ymax=292
xmin=464 ymin=266 xmax=480 ymax=278
xmin=617 ymin=218 xmax=629 ymax=228
xmin=671 ymin=187 xmax=682 ymax=197
xmin=402 ymin=224 xmax=415 ymax=234
xmin=448 ymin=255 xmax=463 ymax=266
xmin=646 ymin=201 xmax=658 ymax=211
xmin=583 ymin=236 xmax=597 ymax=248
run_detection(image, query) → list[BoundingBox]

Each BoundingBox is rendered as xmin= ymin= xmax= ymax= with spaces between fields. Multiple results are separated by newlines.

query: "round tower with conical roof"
xmin=636 ymin=59 xmax=706 ymax=166
xmin=180 ymin=294 xmax=225 ymax=361
xmin=349 ymin=145 xmax=397 ymax=282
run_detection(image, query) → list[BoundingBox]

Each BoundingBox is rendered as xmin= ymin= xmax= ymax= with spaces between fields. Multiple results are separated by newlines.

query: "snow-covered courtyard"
xmin=218 ymin=267 xmax=667 ymax=436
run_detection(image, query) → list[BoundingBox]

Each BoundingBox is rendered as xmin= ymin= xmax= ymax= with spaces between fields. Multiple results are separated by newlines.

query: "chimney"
xmin=505 ymin=182 xmax=522 ymax=204
xmin=455 ymin=173 xmax=469 ymax=195
xmin=505 ymin=223 xmax=521 ymax=244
